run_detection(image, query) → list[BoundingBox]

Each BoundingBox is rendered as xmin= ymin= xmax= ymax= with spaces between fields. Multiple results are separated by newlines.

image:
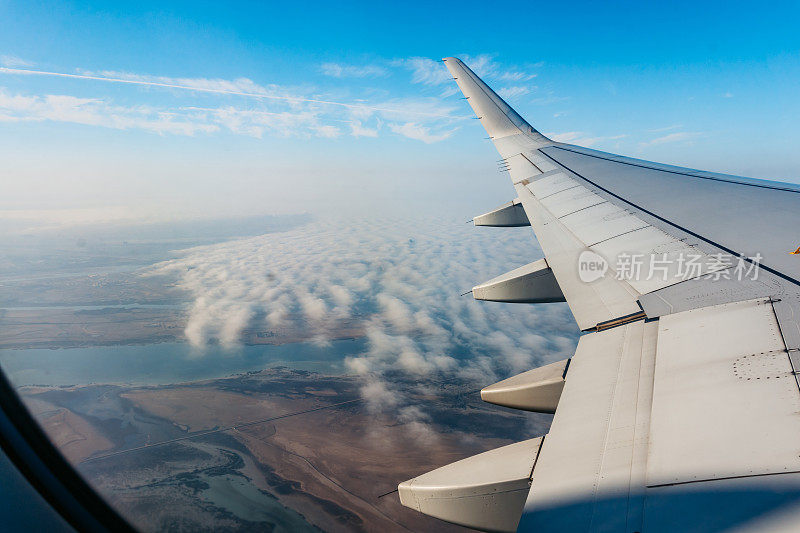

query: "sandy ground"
xmin=23 ymin=395 xmax=115 ymax=463
xmin=21 ymin=370 xmax=550 ymax=532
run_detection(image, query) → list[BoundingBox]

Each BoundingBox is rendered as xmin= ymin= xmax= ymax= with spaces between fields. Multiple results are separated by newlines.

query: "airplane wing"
xmin=398 ymin=57 xmax=800 ymax=532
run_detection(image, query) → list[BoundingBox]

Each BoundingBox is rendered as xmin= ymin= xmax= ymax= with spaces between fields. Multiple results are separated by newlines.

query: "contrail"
xmin=0 ymin=66 xmax=468 ymax=120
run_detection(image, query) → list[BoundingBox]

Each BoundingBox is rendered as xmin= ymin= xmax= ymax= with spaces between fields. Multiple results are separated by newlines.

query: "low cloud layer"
xmin=146 ymin=214 xmax=579 ymax=427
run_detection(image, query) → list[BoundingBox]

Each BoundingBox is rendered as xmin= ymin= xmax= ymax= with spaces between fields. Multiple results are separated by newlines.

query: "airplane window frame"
xmin=0 ymin=367 xmax=135 ymax=532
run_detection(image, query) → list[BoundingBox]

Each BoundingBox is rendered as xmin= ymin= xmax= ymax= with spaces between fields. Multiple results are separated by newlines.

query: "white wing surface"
xmin=398 ymin=57 xmax=800 ymax=533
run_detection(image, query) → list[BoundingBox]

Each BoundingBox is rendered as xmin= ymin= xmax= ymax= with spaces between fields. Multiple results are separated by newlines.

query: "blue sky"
xmin=2 ymin=0 xmax=800 ymax=226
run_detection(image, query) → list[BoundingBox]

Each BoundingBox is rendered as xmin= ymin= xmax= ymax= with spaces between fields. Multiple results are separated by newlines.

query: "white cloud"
xmin=722 ymin=92 xmax=734 ymax=98
xmin=145 ymin=214 xmax=579 ymax=422
xmin=0 ymin=66 xmax=463 ymax=119
xmin=0 ymin=90 xmax=461 ymax=141
xmin=641 ymin=131 xmax=703 ymax=146
xmin=530 ymin=94 xmax=570 ymax=106
xmin=393 ymin=57 xmax=452 ymax=85
xmin=0 ymin=63 xmax=470 ymax=141
xmin=361 ymin=379 xmax=399 ymax=412
xmin=0 ymin=55 xmax=32 ymax=67
xmin=397 ymin=405 xmax=439 ymax=444
xmin=377 ymin=293 xmax=415 ymax=332
xmin=547 ymin=131 xmax=584 ymax=143
xmin=0 ymin=90 xmax=219 ymax=135
xmin=647 ymin=124 xmax=682 ymax=133
xmin=395 ymin=54 xmax=536 ymax=87
xmin=312 ymin=124 xmax=341 ymax=138
xmin=190 ymin=105 xmax=339 ymax=139
xmin=320 ymin=62 xmax=388 ymax=78
xmin=328 ymin=285 xmax=353 ymax=307
xmin=0 ymin=205 xmax=152 ymax=234
xmin=0 ymin=90 xmax=349 ymax=140
xmin=92 ymin=69 xmax=279 ymax=97
xmin=460 ymin=54 xmax=498 ymax=77
xmin=349 ymin=120 xmax=378 ymax=137
xmin=497 ymin=86 xmax=530 ymax=99
xmin=546 ymin=131 xmax=627 ymax=147
xmin=297 ymin=290 xmax=328 ymax=321
xmin=388 ymin=122 xmax=455 ymax=143
xmin=498 ymin=71 xmax=537 ymax=82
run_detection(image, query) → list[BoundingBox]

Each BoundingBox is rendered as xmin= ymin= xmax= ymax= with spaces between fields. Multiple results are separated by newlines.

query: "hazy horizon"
xmin=3 ymin=1 xmax=800 ymax=230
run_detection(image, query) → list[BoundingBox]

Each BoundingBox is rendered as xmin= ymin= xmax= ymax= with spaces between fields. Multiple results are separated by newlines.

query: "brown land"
xmin=0 ymin=307 xmax=185 ymax=349
xmin=0 ymin=271 xmax=184 ymax=308
xmin=21 ymin=370 xmax=551 ymax=532
xmin=0 ymin=306 xmax=364 ymax=349
xmin=23 ymin=395 xmax=115 ymax=463
xmin=0 ymin=268 xmax=366 ymax=349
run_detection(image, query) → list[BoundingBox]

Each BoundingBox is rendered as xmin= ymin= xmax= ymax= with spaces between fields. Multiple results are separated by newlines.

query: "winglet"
xmin=443 ymin=57 xmax=551 ymax=146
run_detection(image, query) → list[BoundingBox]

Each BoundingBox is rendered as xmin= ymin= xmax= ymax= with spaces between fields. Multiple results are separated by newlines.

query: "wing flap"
xmin=518 ymin=297 xmax=800 ymax=531
xmin=647 ymin=297 xmax=800 ymax=486
xmin=518 ymin=319 xmax=658 ymax=531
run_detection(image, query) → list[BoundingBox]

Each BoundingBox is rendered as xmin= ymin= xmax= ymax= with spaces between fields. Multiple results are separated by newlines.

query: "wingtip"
xmin=441 ymin=55 xmax=549 ymax=145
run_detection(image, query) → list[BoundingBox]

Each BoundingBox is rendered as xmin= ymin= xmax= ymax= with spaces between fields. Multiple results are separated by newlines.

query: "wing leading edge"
xmin=398 ymin=57 xmax=800 ymax=532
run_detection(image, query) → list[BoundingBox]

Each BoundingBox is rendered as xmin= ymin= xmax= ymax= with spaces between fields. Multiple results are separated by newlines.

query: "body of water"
xmin=0 ymin=338 xmax=365 ymax=387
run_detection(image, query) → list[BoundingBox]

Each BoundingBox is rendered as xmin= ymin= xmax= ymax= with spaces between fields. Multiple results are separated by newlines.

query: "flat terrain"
xmin=0 ymin=218 xmax=561 ymax=531
xmin=0 ymin=306 xmax=364 ymax=349
xmin=0 ymin=267 xmax=364 ymax=349
xmin=21 ymin=369 xmax=552 ymax=532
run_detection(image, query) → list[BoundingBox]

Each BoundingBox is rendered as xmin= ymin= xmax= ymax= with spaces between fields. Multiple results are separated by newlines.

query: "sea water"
xmin=0 ymin=338 xmax=366 ymax=387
